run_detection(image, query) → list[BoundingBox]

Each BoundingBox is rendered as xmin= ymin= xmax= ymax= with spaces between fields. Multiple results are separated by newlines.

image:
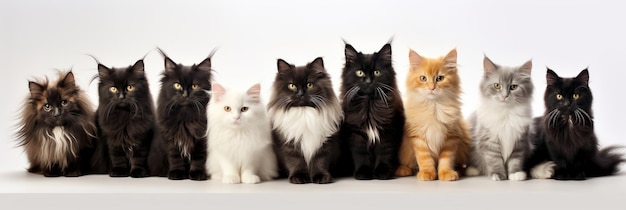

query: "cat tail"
xmin=586 ymin=146 xmax=625 ymax=177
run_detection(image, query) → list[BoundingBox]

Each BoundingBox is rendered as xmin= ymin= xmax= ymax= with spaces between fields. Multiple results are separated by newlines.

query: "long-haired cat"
xmin=207 ymin=83 xmax=278 ymax=184
xmin=524 ymin=69 xmax=624 ymax=180
xmin=268 ymin=57 xmax=343 ymax=184
xmin=16 ymin=71 xmax=96 ymax=177
xmin=147 ymin=49 xmax=212 ymax=180
xmin=94 ymin=59 xmax=155 ymax=178
xmin=465 ymin=56 xmax=534 ymax=181
xmin=339 ymin=42 xmax=405 ymax=180
xmin=395 ymin=48 xmax=471 ymax=181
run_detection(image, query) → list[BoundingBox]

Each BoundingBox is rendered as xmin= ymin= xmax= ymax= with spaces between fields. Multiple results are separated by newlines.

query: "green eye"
xmin=109 ymin=87 xmax=118 ymax=93
xmin=355 ymin=70 xmax=365 ymax=77
xmin=173 ymin=83 xmax=182 ymax=90
xmin=419 ymin=75 xmax=427 ymax=82
xmin=556 ymin=94 xmax=563 ymax=100
xmin=241 ymin=107 xmax=249 ymax=112
xmin=493 ymin=83 xmax=501 ymax=89
xmin=436 ymin=75 xmax=444 ymax=82
xmin=288 ymin=83 xmax=296 ymax=91
xmin=509 ymin=85 xmax=518 ymax=90
xmin=307 ymin=83 xmax=314 ymax=89
xmin=374 ymin=70 xmax=381 ymax=77
xmin=43 ymin=103 xmax=52 ymax=112
xmin=224 ymin=106 xmax=231 ymax=112
xmin=573 ymin=94 xmax=580 ymax=100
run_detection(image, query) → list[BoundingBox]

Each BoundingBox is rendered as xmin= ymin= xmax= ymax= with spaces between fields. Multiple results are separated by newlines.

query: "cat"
xmin=148 ymin=49 xmax=212 ymax=180
xmin=395 ymin=48 xmax=471 ymax=181
xmin=94 ymin=59 xmax=156 ymax=178
xmin=207 ymin=83 xmax=278 ymax=184
xmin=523 ymin=69 xmax=624 ymax=180
xmin=16 ymin=71 xmax=96 ymax=177
xmin=464 ymin=56 xmax=534 ymax=181
xmin=268 ymin=57 xmax=343 ymax=184
xmin=339 ymin=42 xmax=405 ymax=180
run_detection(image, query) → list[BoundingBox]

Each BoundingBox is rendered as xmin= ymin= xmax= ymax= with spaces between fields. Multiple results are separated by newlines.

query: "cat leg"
xmin=188 ymin=139 xmax=208 ymax=181
xmin=166 ymin=143 xmax=188 ymax=180
xmin=217 ymin=153 xmax=241 ymax=184
xmin=482 ymin=141 xmax=507 ymax=181
xmin=282 ymin=145 xmax=310 ymax=184
xmin=64 ymin=160 xmax=82 ymax=177
xmin=350 ymin=133 xmax=373 ymax=180
xmin=129 ymin=142 xmax=150 ymax=178
xmin=414 ymin=138 xmax=437 ymax=181
xmin=438 ymin=138 xmax=460 ymax=181
xmin=530 ymin=161 xmax=555 ymax=179
xmin=373 ymin=136 xmax=397 ymax=180
xmin=241 ymin=157 xmax=261 ymax=184
xmin=395 ymin=136 xmax=417 ymax=177
xmin=506 ymin=150 xmax=527 ymax=181
xmin=108 ymin=144 xmax=130 ymax=177
xmin=309 ymin=147 xmax=334 ymax=184
xmin=43 ymin=164 xmax=62 ymax=177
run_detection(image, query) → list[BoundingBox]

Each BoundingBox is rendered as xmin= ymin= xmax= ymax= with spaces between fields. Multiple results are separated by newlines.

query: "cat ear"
xmin=60 ymin=71 xmax=76 ymax=88
xmin=131 ymin=59 xmax=145 ymax=74
xmin=576 ymin=69 xmax=590 ymax=85
xmin=444 ymin=48 xmax=457 ymax=64
xmin=408 ymin=49 xmax=422 ymax=67
xmin=277 ymin=59 xmax=292 ymax=72
xmin=377 ymin=43 xmax=392 ymax=63
xmin=211 ymin=83 xmax=226 ymax=102
xmin=345 ymin=44 xmax=358 ymax=63
xmin=519 ymin=59 xmax=532 ymax=75
xmin=546 ymin=68 xmax=560 ymax=86
xmin=197 ymin=56 xmax=212 ymax=72
xmin=247 ymin=83 xmax=261 ymax=103
xmin=28 ymin=81 xmax=44 ymax=98
xmin=310 ymin=57 xmax=326 ymax=72
xmin=97 ymin=64 xmax=111 ymax=78
xmin=483 ymin=55 xmax=498 ymax=76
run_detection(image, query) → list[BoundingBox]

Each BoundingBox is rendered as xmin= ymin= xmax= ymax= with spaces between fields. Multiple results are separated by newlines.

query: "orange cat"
xmin=395 ymin=48 xmax=471 ymax=181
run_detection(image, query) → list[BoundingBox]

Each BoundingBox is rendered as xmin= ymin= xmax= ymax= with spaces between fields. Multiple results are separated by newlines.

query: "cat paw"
xmin=189 ymin=170 xmax=208 ymax=181
xmin=109 ymin=167 xmax=129 ymax=177
xmin=531 ymin=161 xmax=556 ymax=179
xmin=241 ymin=174 xmax=261 ymax=184
xmin=508 ymin=171 xmax=527 ymax=181
xmin=64 ymin=169 xmax=81 ymax=177
xmin=312 ymin=174 xmax=333 ymax=184
xmin=374 ymin=164 xmax=394 ymax=180
xmin=130 ymin=167 xmax=149 ymax=178
xmin=288 ymin=173 xmax=309 ymax=184
xmin=222 ymin=175 xmax=241 ymax=184
xmin=43 ymin=171 xmax=62 ymax=177
xmin=464 ymin=166 xmax=481 ymax=176
xmin=354 ymin=166 xmax=373 ymax=180
xmin=168 ymin=170 xmax=188 ymax=180
xmin=417 ymin=170 xmax=437 ymax=181
xmin=438 ymin=169 xmax=459 ymax=181
xmin=489 ymin=173 xmax=506 ymax=181
xmin=394 ymin=166 xmax=414 ymax=177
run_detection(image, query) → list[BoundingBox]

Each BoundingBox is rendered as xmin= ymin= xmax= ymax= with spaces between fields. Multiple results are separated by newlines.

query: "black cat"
xmin=93 ymin=59 xmax=156 ymax=178
xmin=148 ymin=49 xmax=212 ymax=180
xmin=524 ymin=69 xmax=624 ymax=180
xmin=339 ymin=42 xmax=405 ymax=180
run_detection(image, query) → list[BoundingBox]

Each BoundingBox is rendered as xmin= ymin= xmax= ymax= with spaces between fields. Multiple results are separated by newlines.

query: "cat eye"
xmin=355 ymin=70 xmax=365 ymax=77
xmin=173 ymin=83 xmax=182 ymax=90
xmin=374 ymin=70 xmax=381 ymax=77
xmin=288 ymin=83 xmax=297 ymax=91
xmin=573 ymin=93 xmax=580 ymax=100
xmin=191 ymin=84 xmax=199 ymax=90
xmin=224 ymin=106 xmax=231 ymax=112
xmin=509 ymin=85 xmax=518 ymax=90
xmin=43 ymin=103 xmax=52 ymax=112
xmin=556 ymin=94 xmax=563 ymax=100
xmin=307 ymin=83 xmax=314 ymax=89
xmin=109 ymin=87 xmax=118 ymax=93
xmin=127 ymin=85 xmax=135 ymax=91
xmin=419 ymin=75 xmax=427 ymax=82
xmin=436 ymin=75 xmax=444 ymax=82
xmin=240 ymin=107 xmax=249 ymax=112
xmin=61 ymin=100 xmax=69 ymax=107
xmin=493 ymin=83 xmax=501 ymax=89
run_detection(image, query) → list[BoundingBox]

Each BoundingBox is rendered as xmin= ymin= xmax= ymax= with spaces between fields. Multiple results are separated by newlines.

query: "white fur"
xmin=531 ymin=161 xmax=556 ymax=179
xmin=366 ymin=125 xmax=379 ymax=144
xmin=509 ymin=171 xmax=527 ymax=181
xmin=206 ymin=86 xmax=278 ymax=184
xmin=269 ymin=103 xmax=342 ymax=165
xmin=476 ymin=99 xmax=532 ymax=162
xmin=41 ymin=127 xmax=76 ymax=170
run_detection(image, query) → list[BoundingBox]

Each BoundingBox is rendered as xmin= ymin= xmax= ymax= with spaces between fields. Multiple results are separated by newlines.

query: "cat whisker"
xmin=577 ymin=108 xmax=593 ymax=125
xmin=376 ymin=87 xmax=390 ymax=108
xmin=378 ymin=83 xmax=394 ymax=92
xmin=344 ymin=86 xmax=360 ymax=102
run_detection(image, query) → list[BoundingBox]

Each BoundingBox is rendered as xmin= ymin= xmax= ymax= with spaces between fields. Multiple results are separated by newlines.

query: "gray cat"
xmin=465 ymin=56 xmax=535 ymax=181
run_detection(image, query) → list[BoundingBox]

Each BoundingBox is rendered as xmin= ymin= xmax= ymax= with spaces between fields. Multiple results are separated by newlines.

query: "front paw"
xmin=489 ymin=173 xmax=507 ymax=181
xmin=189 ymin=170 xmax=208 ymax=181
xmin=64 ymin=169 xmax=81 ymax=177
xmin=438 ymin=169 xmax=459 ymax=181
xmin=530 ymin=161 xmax=555 ymax=179
xmin=222 ymin=174 xmax=241 ymax=184
xmin=288 ymin=173 xmax=309 ymax=184
xmin=241 ymin=174 xmax=261 ymax=184
xmin=374 ymin=164 xmax=394 ymax=180
xmin=354 ymin=166 xmax=373 ymax=180
xmin=312 ymin=173 xmax=333 ymax=184
xmin=44 ymin=170 xmax=62 ymax=177
xmin=417 ymin=170 xmax=437 ymax=181
xmin=508 ymin=171 xmax=527 ymax=181
xmin=109 ymin=167 xmax=129 ymax=177
xmin=168 ymin=170 xmax=188 ymax=180
xmin=395 ymin=165 xmax=414 ymax=177
xmin=130 ymin=167 xmax=149 ymax=178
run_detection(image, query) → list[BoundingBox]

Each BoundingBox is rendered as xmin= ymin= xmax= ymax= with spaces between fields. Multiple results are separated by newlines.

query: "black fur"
xmin=339 ymin=42 xmax=405 ymax=180
xmin=93 ymin=59 xmax=156 ymax=178
xmin=148 ymin=49 xmax=212 ymax=180
xmin=524 ymin=69 xmax=624 ymax=180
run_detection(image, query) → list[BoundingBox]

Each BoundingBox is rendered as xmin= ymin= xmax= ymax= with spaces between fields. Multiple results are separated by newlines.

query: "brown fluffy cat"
xmin=395 ymin=48 xmax=471 ymax=181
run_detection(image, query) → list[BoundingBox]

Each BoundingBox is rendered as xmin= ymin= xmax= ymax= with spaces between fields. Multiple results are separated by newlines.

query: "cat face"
xmin=406 ymin=48 xmax=460 ymax=100
xmin=27 ymin=72 xmax=85 ymax=127
xmin=342 ymin=43 xmax=396 ymax=100
xmin=97 ymin=60 xmax=151 ymax=109
xmin=544 ymin=69 xmax=592 ymax=128
xmin=270 ymin=57 xmax=335 ymax=109
xmin=158 ymin=51 xmax=212 ymax=108
xmin=210 ymin=83 xmax=263 ymax=128
xmin=480 ymin=56 xmax=533 ymax=104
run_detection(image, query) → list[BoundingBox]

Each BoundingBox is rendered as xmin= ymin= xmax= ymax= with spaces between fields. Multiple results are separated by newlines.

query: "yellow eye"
xmin=241 ymin=107 xmax=249 ymax=112
xmin=374 ymin=70 xmax=381 ymax=77
xmin=109 ymin=87 xmax=118 ymax=93
xmin=436 ymin=75 xmax=444 ymax=82
xmin=556 ymin=94 xmax=563 ymax=100
xmin=224 ymin=106 xmax=231 ymax=112
xmin=288 ymin=83 xmax=297 ymax=91
xmin=43 ymin=103 xmax=52 ymax=112
xmin=173 ymin=83 xmax=182 ymax=90
xmin=61 ymin=100 xmax=69 ymax=107
xmin=419 ymin=75 xmax=427 ymax=82
xmin=493 ymin=83 xmax=501 ymax=89
xmin=509 ymin=85 xmax=518 ymax=90
xmin=307 ymin=83 xmax=313 ymax=89
xmin=573 ymin=93 xmax=580 ymax=100
xmin=355 ymin=70 xmax=365 ymax=77
xmin=191 ymin=84 xmax=199 ymax=90
xmin=126 ymin=85 xmax=134 ymax=91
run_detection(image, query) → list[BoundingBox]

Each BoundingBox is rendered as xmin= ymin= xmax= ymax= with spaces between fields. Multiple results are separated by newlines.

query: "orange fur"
xmin=395 ymin=48 xmax=471 ymax=181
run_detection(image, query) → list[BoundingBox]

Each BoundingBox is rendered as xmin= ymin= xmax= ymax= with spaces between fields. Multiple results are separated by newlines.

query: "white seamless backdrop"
xmin=1 ymin=0 xmax=625 ymax=205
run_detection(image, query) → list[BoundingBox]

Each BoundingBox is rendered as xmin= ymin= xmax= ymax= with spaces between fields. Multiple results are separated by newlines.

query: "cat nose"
xmin=365 ymin=78 xmax=372 ymax=84
xmin=118 ymin=93 xmax=125 ymax=99
xmin=182 ymin=90 xmax=189 ymax=97
xmin=53 ymin=108 xmax=61 ymax=117
xmin=296 ymin=89 xmax=304 ymax=97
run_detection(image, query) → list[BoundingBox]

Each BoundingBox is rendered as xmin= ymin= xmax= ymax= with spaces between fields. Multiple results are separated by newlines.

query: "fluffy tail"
xmin=586 ymin=146 xmax=625 ymax=177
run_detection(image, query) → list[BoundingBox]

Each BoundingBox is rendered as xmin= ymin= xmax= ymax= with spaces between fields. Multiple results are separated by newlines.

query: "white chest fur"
xmin=41 ymin=127 xmax=77 ymax=169
xmin=477 ymin=102 xmax=532 ymax=161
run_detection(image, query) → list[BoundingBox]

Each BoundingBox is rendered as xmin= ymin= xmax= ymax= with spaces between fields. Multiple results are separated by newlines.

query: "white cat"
xmin=206 ymin=83 xmax=278 ymax=184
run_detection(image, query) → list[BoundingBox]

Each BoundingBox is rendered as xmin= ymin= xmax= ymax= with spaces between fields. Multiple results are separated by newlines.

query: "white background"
xmin=1 ymin=0 xmax=625 ymax=207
